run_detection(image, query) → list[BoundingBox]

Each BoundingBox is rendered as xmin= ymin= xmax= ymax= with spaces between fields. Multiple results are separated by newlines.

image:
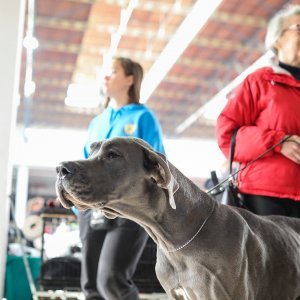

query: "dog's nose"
xmin=56 ymin=162 xmax=77 ymax=178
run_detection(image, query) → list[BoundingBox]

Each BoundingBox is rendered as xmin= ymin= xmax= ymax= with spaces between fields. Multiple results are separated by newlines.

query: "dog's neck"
xmin=152 ymin=185 xmax=215 ymax=252
xmin=101 ymin=163 xmax=216 ymax=253
xmin=165 ymin=199 xmax=216 ymax=253
xmin=137 ymin=165 xmax=216 ymax=253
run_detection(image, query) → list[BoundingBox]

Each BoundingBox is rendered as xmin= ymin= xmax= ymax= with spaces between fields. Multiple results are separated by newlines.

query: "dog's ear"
xmin=89 ymin=141 xmax=104 ymax=157
xmin=143 ymin=148 xmax=179 ymax=209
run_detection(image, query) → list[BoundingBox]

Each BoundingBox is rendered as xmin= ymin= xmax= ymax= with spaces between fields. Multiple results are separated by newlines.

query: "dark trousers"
xmin=78 ymin=210 xmax=148 ymax=300
xmin=242 ymin=194 xmax=300 ymax=218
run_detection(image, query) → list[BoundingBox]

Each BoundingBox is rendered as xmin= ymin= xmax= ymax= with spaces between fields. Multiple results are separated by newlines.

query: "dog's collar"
xmin=165 ymin=200 xmax=216 ymax=253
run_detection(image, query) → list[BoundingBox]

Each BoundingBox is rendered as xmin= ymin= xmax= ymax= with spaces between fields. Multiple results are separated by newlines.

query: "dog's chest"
xmin=156 ymin=251 xmax=232 ymax=300
xmin=156 ymin=251 xmax=190 ymax=293
xmin=156 ymin=262 xmax=197 ymax=300
xmin=170 ymin=285 xmax=197 ymax=300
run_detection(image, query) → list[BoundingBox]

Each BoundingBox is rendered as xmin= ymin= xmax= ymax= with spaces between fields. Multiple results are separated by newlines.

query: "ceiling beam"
xmin=141 ymin=0 xmax=223 ymax=102
xmin=106 ymin=0 xmax=192 ymax=14
xmin=65 ymin=0 xmax=95 ymax=3
xmin=38 ymin=41 xmax=81 ymax=53
xmin=35 ymin=11 xmax=266 ymax=38
xmin=35 ymin=16 xmax=88 ymax=31
xmin=18 ymin=101 xmax=97 ymax=115
xmin=33 ymin=78 xmax=70 ymax=87
xmin=163 ymin=75 xmax=216 ymax=86
xmin=36 ymin=33 xmax=258 ymax=57
xmin=212 ymin=11 xmax=267 ymax=27
xmin=192 ymin=36 xmax=260 ymax=52
xmin=33 ymin=62 xmax=74 ymax=72
xmin=33 ymin=91 xmax=66 ymax=100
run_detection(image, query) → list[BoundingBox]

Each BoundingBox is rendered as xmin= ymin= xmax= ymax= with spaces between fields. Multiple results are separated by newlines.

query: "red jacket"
xmin=216 ymin=65 xmax=300 ymax=200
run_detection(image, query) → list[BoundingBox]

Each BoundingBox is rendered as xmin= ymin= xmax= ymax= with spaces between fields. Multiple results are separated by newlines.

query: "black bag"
xmin=90 ymin=209 xmax=115 ymax=230
xmin=209 ymin=129 xmax=244 ymax=208
xmin=208 ymin=132 xmax=291 ymax=207
xmin=220 ymin=179 xmax=243 ymax=207
xmin=220 ymin=129 xmax=244 ymax=207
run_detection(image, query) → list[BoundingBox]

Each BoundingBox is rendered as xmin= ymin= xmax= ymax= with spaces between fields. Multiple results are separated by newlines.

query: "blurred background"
xmin=14 ymin=0 xmax=300 ymax=199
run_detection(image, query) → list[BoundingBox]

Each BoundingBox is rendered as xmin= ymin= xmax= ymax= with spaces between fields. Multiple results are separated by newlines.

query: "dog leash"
xmin=207 ymin=134 xmax=292 ymax=196
xmin=166 ymin=200 xmax=216 ymax=253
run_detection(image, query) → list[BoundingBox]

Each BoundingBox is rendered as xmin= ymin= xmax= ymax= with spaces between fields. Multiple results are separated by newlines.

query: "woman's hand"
xmin=281 ymin=135 xmax=300 ymax=164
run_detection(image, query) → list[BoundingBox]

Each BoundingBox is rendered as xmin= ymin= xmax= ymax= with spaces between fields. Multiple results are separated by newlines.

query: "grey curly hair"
xmin=265 ymin=4 xmax=300 ymax=55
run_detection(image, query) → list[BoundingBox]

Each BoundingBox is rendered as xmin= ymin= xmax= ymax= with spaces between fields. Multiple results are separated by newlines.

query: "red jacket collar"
xmin=261 ymin=65 xmax=300 ymax=88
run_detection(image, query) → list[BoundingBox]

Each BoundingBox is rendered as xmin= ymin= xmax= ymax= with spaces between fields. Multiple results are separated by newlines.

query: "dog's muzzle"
xmin=56 ymin=161 xmax=96 ymax=210
xmin=56 ymin=162 xmax=78 ymax=208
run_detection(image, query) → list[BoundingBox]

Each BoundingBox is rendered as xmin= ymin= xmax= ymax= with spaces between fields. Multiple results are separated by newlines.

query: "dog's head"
xmin=56 ymin=137 xmax=179 ymax=218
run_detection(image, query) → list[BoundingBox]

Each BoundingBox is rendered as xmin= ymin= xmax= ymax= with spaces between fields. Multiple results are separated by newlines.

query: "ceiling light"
xmin=24 ymin=80 xmax=36 ymax=97
xmin=141 ymin=0 xmax=222 ymax=102
xmin=173 ymin=0 xmax=182 ymax=12
xmin=23 ymin=34 xmax=39 ymax=50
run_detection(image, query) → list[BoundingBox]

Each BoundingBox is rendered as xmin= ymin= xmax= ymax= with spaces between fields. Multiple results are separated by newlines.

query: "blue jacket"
xmin=83 ymin=103 xmax=165 ymax=158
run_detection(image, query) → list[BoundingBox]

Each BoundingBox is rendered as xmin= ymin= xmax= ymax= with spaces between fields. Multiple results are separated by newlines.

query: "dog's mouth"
xmin=61 ymin=190 xmax=74 ymax=207
xmin=58 ymin=188 xmax=118 ymax=218
xmin=56 ymin=176 xmax=120 ymax=216
xmin=56 ymin=184 xmax=93 ymax=211
xmin=55 ymin=183 xmax=73 ymax=208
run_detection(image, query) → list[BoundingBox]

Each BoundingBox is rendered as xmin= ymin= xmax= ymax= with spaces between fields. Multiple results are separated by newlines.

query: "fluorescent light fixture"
xmin=141 ymin=0 xmax=222 ymax=102
xmin=23 ymin=34 xmax=39 ymax=50
xmin=175 ymin=51 xmax=274 ymax=134
xmin=100 ymin=0 xmax=137 ymax=81
xmin=105 ymin=0 xmax=137 ymax=60
xmin=65 ymin=83 xmax=101 ymax=108
xmin=24 ymin=80 xmax=36 ymax=97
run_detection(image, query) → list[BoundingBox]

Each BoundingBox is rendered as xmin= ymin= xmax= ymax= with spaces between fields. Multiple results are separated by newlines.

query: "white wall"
xmin=0 ymin=0 xmax=25 ymax=296
xmin=165 ymin=138 xmax=225 ymax=179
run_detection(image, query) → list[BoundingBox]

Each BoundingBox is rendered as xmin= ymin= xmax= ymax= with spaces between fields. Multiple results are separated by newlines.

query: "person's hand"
xmin=281 ymin=135 xmax=300 ymax=164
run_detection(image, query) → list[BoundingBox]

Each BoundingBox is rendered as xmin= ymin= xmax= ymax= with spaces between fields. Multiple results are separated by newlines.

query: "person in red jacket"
xmin=216 ymin=4 xmax=300 ymax=216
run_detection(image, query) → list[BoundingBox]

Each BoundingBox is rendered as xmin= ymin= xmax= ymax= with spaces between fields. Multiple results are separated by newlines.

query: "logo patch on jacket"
xmin=124 ymin=124 xmax=137 ymax=135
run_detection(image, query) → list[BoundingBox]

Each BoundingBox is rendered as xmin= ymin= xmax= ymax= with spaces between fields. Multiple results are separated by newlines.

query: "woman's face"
xmin=275 ymin=14 xmax=300 ymax=67
xmin=102 ymin=59 xmax=133 ymax=100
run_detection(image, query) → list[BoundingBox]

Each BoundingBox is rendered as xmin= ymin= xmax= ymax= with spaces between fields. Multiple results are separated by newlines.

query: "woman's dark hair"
xmin=115 ymin=56 xmax=144 ymax=103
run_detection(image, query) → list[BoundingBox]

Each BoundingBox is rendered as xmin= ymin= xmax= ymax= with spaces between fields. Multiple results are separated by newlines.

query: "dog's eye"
xmin=106 ymin=150 xmax=120 ymax=159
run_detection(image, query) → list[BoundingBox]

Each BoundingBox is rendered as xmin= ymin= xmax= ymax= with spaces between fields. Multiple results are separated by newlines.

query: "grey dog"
xmin=56 ymin=137 xmax=300 ymax=300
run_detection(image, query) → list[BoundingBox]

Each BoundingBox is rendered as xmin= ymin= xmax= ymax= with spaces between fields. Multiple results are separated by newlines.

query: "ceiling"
xmin=18 ymin=0 xmax=299 ymax=141
xmin=15 ymin=0 xmax=299 ymax=197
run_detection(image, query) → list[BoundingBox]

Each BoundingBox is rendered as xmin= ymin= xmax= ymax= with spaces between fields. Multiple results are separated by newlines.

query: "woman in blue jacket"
xmin=79 ymin=56 xmax=165 ymax=300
